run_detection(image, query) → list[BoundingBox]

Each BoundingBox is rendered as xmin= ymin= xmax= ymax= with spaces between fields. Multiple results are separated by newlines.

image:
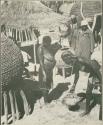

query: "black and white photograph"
xmin=1 ymin=0 xmax=102 ymax=125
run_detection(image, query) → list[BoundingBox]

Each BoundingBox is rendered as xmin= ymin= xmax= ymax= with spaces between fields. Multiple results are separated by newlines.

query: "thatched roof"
xmin=59 ymin=2 xmax=74 ymax=16
xmin=1 ymin=0 xmax=66 ymax=30
xmin=70 ymin=1 xmax=102 ymax=25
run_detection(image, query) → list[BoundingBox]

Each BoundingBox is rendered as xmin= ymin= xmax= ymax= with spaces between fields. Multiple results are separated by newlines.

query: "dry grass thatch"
xmin=1 ymin=1 xmax=66 ymax=30
xmin=70 ymin=1 xmax=102 ymax=25
xmin=1 ymin=0 xmax=102 ymax=30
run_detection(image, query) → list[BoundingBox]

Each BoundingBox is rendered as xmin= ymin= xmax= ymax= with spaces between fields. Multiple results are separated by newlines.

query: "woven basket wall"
xmin=1 ymin=35 xmax=23 ymax=91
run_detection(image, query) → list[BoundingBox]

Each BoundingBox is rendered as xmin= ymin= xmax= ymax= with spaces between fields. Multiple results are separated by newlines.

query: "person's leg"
xmin=38 ymin=67 xmax=49 ymax=103
xmin=88 ymin=99 xmax=97 ymax=113
xmin=90 ymin=60 xmax=102 ymax=83
xmin=70 ymin=72 xmax=79 ymax=93
xmin=79 ymin=58 xmax=101 ymax=83
xmin=70 ymin=61 xmax=80 ymax=93
xmin=42 ymin=70 xmax=53 ymax=103
xmin=46 ymin=70 xmax=53 ymax=90
xmin=81 ymin=78 xmax=94 ymax=116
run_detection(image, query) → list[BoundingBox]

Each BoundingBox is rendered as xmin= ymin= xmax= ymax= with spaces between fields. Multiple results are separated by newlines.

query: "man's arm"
xmin=38 ymin=46 xmax=47 ymax=82
xmin=38 ymin=46 xmax=45 ymax=71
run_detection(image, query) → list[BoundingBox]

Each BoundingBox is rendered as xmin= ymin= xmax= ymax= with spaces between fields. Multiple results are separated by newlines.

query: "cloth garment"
xmin=31 ymin=30 xmax=38 ymax=43
xmin=60 ymin=37 xmax=70 ymax=47
xmin=75 ymin=29 xmax=95 ymax=59
xmin=61 ymin=48 xmax=77 ymax=66
xmin=21 ymin=51 xmax=31 ymax=65
xmin=33 ymin=29 xmax=40 ymax=38
xmin=75 ymin=71 xmax=90 ymax=94
xmin=91 ymin=42 xmax=102 ymax=66
xmin=39 ymin=67 xmax=53 ymax=90
xmin=42 ymin=46 xmax=56 ymax=70
xmin=70 ymin=24 xmax=78 ymax=50
xmin=55 ymin=49 xmax=69 ymax=67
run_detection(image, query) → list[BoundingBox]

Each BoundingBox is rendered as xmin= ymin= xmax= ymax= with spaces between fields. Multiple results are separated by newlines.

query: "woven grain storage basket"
xmin=1 ymin=34 xmax=23 ymax=91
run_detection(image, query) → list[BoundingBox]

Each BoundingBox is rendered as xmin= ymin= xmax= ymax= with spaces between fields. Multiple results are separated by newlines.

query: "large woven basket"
xmin=1 ymin=34 xmax=23 ymax=91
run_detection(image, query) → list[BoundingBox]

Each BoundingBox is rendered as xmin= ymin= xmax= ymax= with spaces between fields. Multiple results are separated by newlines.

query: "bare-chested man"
xmin=37 ymin=36 xmax=56 ymax=103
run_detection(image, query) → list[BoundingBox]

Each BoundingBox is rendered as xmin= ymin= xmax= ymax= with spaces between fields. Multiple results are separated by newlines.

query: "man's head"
xmin=81 ymin=20 xmax=88 ymax=31
xmin=42 ymin=36 xmax=51 ymax=47
xmin=70 ymin=15 xmax=77 ymax=24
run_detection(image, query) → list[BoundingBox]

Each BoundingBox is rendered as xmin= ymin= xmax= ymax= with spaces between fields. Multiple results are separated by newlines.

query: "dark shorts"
xmin=39 ymin=67 xmax=53 ymax=90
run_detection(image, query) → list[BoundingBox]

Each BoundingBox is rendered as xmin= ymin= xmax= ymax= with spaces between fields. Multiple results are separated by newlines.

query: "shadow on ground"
xmin=1 ymin=79 xmax=70 ymax=121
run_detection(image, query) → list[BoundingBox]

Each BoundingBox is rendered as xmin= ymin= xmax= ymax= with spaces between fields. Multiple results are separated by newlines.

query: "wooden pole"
xmin=33 ymin=42 xmax=38 ymax=76
xmin=3 ymin=92 xmax=8 ymax=125
xmin=9 ymin=90 xmax=15 ymax=124
xmin=20 ymin=90 xmax=29 ymax=116
xmin=80 ymin=1 xmax=92 ymax=32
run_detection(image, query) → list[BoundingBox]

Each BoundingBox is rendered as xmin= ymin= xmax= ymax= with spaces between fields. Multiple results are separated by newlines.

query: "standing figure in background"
xmin=70 ymin=15 xmax=78 ymax=51
xmin=70 ymin=19 xmax=95 ymax=93
xmin=84 ymin=29 xmax=102 ymax=119
xmin=76 ymin=19 xmax=95 ymax=59
xmin=17 ymin=43 xmax=31 ymax=78
xmin=79 ymin=31 xmax=102 ymax=118
xmin=59 ymin=24 xmax=71 ymax=48
xmin=21 ymin=50 xmax=31 ymax=78
xmin=37 ymin=36 xmax=56 ymax=103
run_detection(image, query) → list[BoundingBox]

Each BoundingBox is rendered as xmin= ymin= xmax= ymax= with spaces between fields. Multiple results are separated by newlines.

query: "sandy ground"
xmin=7 ymin=98 xmax=102 ymax=125
xmin=1 ymin=67 xmax=102 ymax=125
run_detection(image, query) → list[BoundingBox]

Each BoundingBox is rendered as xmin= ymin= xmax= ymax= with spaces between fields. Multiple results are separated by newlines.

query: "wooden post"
xmin=62 ymin=67 xmax=66 ymax=83
xmin=20 ymin=89 xmax=29 ymax=116
xmin=9 ymin=90 xmax=15 ymax=124
xmin=3 ymin=92 xmax=8 ymax=125
xmin=33 ymin=43 xmax=36 ymax=64
xmin=56 ymin=1 xmax=58 ymax=13
xmin=33 ymin=42 xmax=38 ymax=76
xmin=14 ymin=92 xmax=19 ymax=120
